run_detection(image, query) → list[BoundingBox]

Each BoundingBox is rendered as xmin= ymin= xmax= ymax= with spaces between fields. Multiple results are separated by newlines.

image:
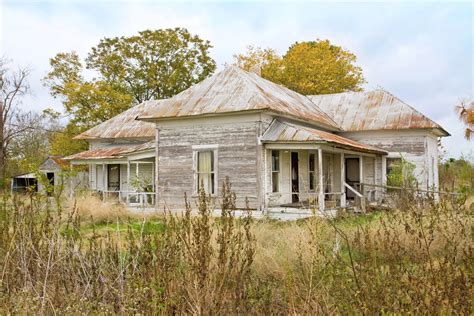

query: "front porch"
xmin=68 ymin=143 xmax=157 ymax=208
xmin=87 ymin=159 xmax=156 ymax=207
xmin=264 ymin=144 xmax=385 ymax=214
xmin=260 ymin=120 xmax=387 ymax=215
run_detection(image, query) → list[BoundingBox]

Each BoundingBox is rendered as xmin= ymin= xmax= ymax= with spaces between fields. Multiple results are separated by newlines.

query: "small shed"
xmin=11 ymin=173 xmax=38 ymax=193
xmin=11 ymin=156 xmax=86 ymax=195
xmin=39 ymin=156 xmax=70 ymax=189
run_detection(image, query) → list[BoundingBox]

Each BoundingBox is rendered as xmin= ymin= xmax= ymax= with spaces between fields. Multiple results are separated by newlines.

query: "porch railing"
xmin=265 ymin=191 xmax=345 ymax=209
xmin=344 ymin=182 xmax=366 ymax=213
xmin=99 ymin=190 xmax=155 ymax=208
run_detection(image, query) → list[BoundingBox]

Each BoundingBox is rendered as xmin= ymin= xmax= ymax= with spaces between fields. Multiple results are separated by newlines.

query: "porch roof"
xmin=261 ymin=120 xmax=387 ymax=155
xmin=64 ymin=142 xmax=155 ymax=161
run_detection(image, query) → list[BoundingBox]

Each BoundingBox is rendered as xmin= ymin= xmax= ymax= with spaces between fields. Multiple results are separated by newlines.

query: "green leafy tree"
xmin=233 ymin=39 xmax=365 ymax=95
xmin=44 ymin=28 xmax=216 ymax=154
xmin=387 ymin=157 xmax=417 ymax=188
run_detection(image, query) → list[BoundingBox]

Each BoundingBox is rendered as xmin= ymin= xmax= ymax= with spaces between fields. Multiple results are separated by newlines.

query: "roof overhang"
xmin=261 ymin=119 xmax=387 ymax=155
xmin=64 ymin=142 xmax=155 ymax=163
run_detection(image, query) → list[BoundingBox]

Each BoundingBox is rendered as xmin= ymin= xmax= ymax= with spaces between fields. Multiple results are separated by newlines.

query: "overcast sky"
xmin=1 ymin=0 xmax=473 ymax=157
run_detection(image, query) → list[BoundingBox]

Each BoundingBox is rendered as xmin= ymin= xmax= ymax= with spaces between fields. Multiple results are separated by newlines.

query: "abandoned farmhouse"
xmin=63 ymin=66 xmax=449 ymax=213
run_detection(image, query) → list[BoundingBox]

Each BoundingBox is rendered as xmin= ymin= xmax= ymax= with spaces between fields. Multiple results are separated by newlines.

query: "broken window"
xmin=271 ymin=150 xmax=280 ymax=192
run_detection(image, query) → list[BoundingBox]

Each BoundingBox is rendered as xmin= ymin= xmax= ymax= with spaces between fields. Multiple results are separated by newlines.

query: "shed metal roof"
xmin=261 ymin=120 xmax=387 ymax=155
xmin=74 ymin=101 xmax=163 ymax=140
xmin=138 ymin=66 xmax=341 ymax=131
xmin=308 ymin=89 xmax=449 ymax=136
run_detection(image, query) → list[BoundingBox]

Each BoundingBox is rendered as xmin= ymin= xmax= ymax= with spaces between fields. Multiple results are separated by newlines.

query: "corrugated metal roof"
xmin=74 ymin=100 xmax=164 ymax=140
xmin=64 ymin=142 xmax=155 ymax=161
xmin=261 ymin=120 xmax=387 ymax=154
xmin=308 ymin=89 xmax=449 ymax=136
xmin=138 ymin=66 xmax=341 ymax=131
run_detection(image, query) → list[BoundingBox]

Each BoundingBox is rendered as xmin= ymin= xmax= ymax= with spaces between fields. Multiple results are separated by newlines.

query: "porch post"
xmin=102 ymin=163 xmax=106 ymax=201
xmin=126 ymin=160 xmax=131 ymax=204
xmin=263 ymin=147 xmax=268 ymax=212
xmin=373 ymin=157 xmax=377 ymax=202
xmin=381 ymin=156 xmax=387 ymax=199
xmin=340 ymin=152 xmax=346 ymax=207
xmin=359 ymin=156 xmax=363 ymax=194
xmin=318 ymin=148 xmax=325 ymax=212
xmin=155 ymin=127 xmax=160 ymax=210
xmin=88 ymin=163 xmax=93 ymax=189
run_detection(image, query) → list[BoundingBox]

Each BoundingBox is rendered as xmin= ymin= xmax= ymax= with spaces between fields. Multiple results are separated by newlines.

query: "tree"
xmin=233 ymin=39 xmax=365 ymax=95
xmin=233 ymin=46 xmax=281 ymax=75
xmin=44 ymin=28 xmax=216 ymax=130
xmin=456 ymin=98 xmax=474 ymax=140
xmin=7 ymin=115 xmax=54 ymax=178
xmin=0 ymin=58 xmax=42 ymax=188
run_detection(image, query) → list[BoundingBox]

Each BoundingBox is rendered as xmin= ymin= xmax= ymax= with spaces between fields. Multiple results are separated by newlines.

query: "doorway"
xmin=345 ymin=158 xmax=360 ymax=199
xmin=107 ymin=164 xmax=120 ymax=191
xmin=46 ymin=172 xmax=54 ymax=196
xmin=291 ymin=152 xmax=299 ymax=203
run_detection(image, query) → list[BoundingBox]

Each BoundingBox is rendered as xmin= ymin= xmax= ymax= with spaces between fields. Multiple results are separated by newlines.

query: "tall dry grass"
xmin=0 ymin=183 xmax=472 ymax=314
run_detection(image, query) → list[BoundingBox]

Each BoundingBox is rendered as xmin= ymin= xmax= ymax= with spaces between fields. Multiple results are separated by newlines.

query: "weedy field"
xmin=0 ymin=184 xmax=472 ymax=314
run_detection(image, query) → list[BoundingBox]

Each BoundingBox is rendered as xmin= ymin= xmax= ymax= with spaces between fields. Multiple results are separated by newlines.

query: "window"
xmin=196 ymin=151 xmax=215 ymax=194
xmin=271 ymin=150 xmax=280 ymax=192
xmin=309 ymin=153 xmax=316 ymax=191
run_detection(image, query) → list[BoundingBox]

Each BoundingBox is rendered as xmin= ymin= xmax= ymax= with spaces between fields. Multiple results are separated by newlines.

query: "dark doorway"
xmin=345 ymin=158 xmax=360 ymax=199
xmin=107 ymin=164 xmax=120 ymax=191
xmin=46 ymin=172 xmax=54 ymax=196
xmin=291 ymin=152 xmax=299 ymax=203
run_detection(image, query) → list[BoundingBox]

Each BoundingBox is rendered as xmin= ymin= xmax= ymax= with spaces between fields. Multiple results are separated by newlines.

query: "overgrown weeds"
xmin=0 ymin=182 xmax=472 ymax=314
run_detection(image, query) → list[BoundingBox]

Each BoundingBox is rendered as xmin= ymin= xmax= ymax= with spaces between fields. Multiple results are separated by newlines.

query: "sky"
xmin=1 ymin=0 xmax=473 ymax=158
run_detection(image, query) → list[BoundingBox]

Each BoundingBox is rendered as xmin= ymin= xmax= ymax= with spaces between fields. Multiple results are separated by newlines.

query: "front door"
xmin=291 ymin=152 xmax=299 ymax=203
xmin=107 ymin=164 xmax=120 ymax=191
xmin=345 ymin=158 xmax=360 ymax=199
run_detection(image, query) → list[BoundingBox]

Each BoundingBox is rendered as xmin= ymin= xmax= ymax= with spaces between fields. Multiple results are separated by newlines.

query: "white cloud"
xmin=0 ymin=1 xmax=472 ymax=157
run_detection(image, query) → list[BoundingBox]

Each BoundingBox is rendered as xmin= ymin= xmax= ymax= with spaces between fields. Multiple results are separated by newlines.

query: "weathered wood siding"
xmin=156 ymin=121 xmax=259 ymax=209
xmin=341 ymin=130 xmax=439 ymax=190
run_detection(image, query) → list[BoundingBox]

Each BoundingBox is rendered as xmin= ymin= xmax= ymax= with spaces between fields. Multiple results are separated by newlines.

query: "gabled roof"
xmin=39 ymin=156 xmax=70 ymax=170
xmin=64 ymin=142 xmax=155 ymax=161
xmin=261 ymin=120 xmax=387 ymax=155
xmin=308 ymin=89 xmax=449 ymax=136
xmin=138 ymin=66 xmax=341 ymax=131
xmin=74 ymin=101 xmax=164 ymax=140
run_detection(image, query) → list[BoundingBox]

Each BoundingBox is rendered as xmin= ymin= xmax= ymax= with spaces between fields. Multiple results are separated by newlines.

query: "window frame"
xmin=193 ymin=145 xmax=219 ymax=196
xmin=271 ymin=150 xmax=280 ymax=193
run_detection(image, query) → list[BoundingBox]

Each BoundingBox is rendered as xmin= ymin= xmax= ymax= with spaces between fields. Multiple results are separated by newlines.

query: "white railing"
xmin=265 ymin=191 xmax=345 ymax=209
xmin=344 ymin=182 xmax=366 ymax=213
xmin=99 ymin=190 xmax=155 ymax=207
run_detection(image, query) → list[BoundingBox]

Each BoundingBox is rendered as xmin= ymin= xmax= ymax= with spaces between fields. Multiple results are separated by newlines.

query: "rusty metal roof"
xmin=138 ymin=66 xmax=341 ymax=131
xmin=261 ymin=120 xmax=387 ymax=155
xmin=49 ymin=156 xmax=69 ymax=169
xmin=74 ymin=100 xmax=164 ymax=140
xmin=308 ymin=89 xmax=449 ymax=136
xmin=64 ymin=142 xmax=155 ymax=161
